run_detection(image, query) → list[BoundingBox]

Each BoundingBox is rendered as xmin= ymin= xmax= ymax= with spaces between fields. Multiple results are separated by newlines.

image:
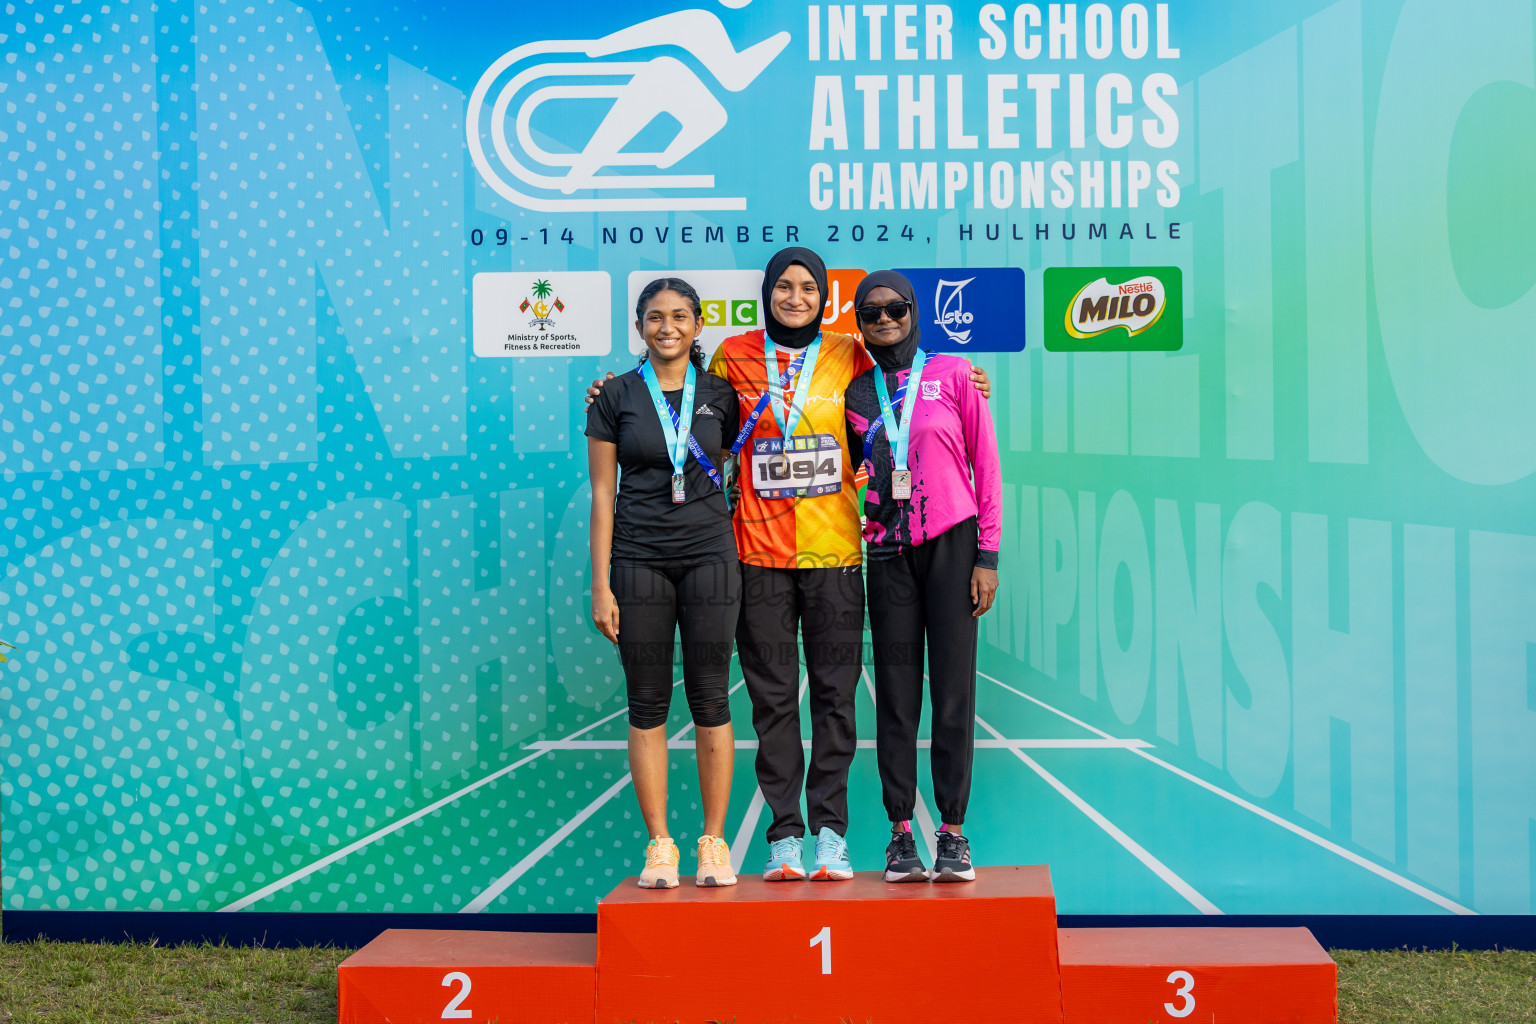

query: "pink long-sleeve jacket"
xmin=845 ymin=353 xmax=1002 ymax=567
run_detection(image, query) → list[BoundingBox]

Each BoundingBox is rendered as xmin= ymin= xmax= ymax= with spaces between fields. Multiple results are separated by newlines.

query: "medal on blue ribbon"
xmin=872 ymin=350 xmax=927 ymax=501
xmin=764 ymin=334 xmax=821 ymax=473
xmin=640 ymin=360 xmax=698 ymax=503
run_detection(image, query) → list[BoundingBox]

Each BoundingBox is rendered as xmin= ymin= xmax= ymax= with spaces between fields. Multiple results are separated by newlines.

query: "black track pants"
xmin=611 ymin=560 xmax=741 ymax=730
xmin=867 ymin=518 xmax=979 ymax=825
xmin=737 ymin=563 xmax=864 ymax=841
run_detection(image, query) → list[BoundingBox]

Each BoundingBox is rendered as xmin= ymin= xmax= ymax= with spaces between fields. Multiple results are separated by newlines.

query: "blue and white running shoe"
xmin=810 ymin=827 xmax=854 ymax=880
xmin=763 ymin=835 xmax=807 ymax=881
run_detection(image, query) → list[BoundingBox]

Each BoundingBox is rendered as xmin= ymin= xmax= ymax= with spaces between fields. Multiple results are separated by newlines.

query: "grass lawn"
xmin=0 ymin=939 xmax=1532 ymax=1022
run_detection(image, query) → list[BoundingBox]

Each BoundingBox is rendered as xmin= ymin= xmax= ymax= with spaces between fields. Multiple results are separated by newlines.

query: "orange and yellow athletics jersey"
xmin=708 ymin=329 xmax=875 ymax=570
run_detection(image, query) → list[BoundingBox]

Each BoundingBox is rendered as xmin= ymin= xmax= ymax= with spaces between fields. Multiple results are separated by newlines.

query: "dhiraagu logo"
xmin=1044 ymin=266 xmax=1184 ymax=351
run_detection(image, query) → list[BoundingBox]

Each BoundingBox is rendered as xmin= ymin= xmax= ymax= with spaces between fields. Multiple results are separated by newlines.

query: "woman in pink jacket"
xmin=844 ymin=270 xmax=1002 ymax=884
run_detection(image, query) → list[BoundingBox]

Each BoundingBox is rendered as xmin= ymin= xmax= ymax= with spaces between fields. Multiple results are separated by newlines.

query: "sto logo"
xmin=467 ymin=9 xmax=789 ymax=212
xmin=933 ymin=277 xmax=977 ymax=345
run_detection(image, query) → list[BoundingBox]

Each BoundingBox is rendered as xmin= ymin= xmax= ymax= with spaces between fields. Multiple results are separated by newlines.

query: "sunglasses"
xmin=855 ymin=300 xmax=912 ymax=324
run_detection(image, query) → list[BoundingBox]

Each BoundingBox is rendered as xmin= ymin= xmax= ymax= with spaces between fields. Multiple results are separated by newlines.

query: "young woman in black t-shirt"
xmin=586 ymin=278 xmax=743 ymax=889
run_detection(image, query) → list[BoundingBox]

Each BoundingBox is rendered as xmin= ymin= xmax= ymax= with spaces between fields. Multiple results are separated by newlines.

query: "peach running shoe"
xmin=638 ymin=837 xmax=680 ymax=889
xmin=696 ymin=834 xmax=738 ymax=887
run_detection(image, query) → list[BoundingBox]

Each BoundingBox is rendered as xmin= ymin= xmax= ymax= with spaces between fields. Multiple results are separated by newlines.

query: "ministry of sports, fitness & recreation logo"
xmin=1043 ymin=266 xmax=1184 ymax=352
xmin=473 ymin=270 xmax=612 ymax=357
xmin=519 ymin=278 xmax=565 ymax=331
xmin=467 ymin=7 xmax=789 ymax=212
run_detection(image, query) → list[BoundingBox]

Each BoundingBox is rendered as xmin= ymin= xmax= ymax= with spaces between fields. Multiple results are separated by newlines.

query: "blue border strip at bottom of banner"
xmin=4 ymin=911 xmax=1533 ymax=950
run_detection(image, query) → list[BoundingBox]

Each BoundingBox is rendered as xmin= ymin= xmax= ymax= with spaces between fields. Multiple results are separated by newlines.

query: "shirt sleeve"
xmin=851 ymin=339 xmax=876 ymax=375
xmin=585 ymin=379 xmax=620 ymax=443
xmin=720 ymin=383 xmax=741 ymax=447
xmin=707 ymin=341 xmax=730 ymax=382
xmin=959 ymin=362 xmax=1003 ymax=568
xmin=843 ymin=369 xmax=877 ymax=470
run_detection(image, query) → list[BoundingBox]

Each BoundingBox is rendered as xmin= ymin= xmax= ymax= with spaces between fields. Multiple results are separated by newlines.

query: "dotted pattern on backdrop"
xmin=0 ymin=0 xmax=164 ymax=474
xmin=0 ymin=0 xmax=636 ymax=913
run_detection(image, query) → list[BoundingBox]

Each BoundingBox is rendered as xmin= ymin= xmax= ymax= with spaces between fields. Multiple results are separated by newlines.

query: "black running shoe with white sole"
xmin=883 ymin=829 xmax=930 ymax=882
xmin=932 ymin=830 xmax=976 ymax=882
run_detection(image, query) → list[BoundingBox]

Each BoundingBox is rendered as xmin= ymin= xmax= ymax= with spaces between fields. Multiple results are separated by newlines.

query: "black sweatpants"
xmin=611 ymin=560 xmax=741 ymax=730
xmin=737 ymin=563 xmax=864 ymax=841
xmin=867 ymin=517 xmax=979 ymax=825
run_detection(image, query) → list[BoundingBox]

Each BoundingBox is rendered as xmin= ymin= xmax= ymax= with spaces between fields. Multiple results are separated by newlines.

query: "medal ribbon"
xmin=764 ymin=334 xmax=821 ymax=439
xmin=727 ymin=333 xmax=822 ymax=456
xmin=870 ymin=350 xmax=928 ymax=474
xmin=640 ymin=361 xmax=721 ymax=490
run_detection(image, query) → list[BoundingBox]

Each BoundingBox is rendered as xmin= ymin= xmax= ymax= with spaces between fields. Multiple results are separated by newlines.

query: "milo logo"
xmin=1044 ymin=266 xmax=1183 ymax=352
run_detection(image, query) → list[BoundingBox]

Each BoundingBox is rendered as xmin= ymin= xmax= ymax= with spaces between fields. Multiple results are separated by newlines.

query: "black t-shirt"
xmin=585 ymin=366 xmax=741 ymax=566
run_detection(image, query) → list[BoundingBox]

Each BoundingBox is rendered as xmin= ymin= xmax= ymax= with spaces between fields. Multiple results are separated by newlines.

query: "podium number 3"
xmin=441 ymin=971 xmax=472 ymax=1019
xmin=810 ymin=926 xmax=832 ymax=975
xmin=1164 ymin=970 xmax=1195 ymax=1018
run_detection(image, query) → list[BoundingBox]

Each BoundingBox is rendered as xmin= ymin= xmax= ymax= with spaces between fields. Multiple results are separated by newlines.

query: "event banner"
xmin=1 ymin=0 xmax=1532 ymax=921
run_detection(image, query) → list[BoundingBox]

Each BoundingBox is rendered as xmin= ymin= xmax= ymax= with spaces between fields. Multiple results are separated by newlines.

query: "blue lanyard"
xmin=639 ymin=362 xmax=722 ymax=489
xmin=727 ymin=334 xmax=820 ymax=456
xmin=868 ymin=351 xmax=927 ymax=472
xmin=765 ymin=335 xmax=821 ymax=438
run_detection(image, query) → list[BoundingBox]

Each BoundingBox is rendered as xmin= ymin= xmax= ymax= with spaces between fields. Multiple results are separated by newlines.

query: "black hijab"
xmin=761 ymin=247 xmax=828 ymax=349
xmin=854 ymin=269 xmax=921 ymax=371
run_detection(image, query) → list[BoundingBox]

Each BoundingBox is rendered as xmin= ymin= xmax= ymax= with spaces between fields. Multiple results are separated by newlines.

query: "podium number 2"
xmin=441 ymin=971 xmax=472 ymax=1019
xmin=1164 ymin=970 xmax=1195 ymax=1018
xmin=810 ymin=926 xmax=832 ymax=974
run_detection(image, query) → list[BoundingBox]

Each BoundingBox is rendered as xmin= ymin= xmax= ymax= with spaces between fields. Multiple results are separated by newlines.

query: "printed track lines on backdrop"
xmin=218 ymin=675 xmax=698 ymax=912
xmin=461 ymin=672 xmax=766 ymax=913
xmin=976 ymin=671 xmax=1476 ymax=917
xmin=224 ymin=662 xmax=1471 ymax=917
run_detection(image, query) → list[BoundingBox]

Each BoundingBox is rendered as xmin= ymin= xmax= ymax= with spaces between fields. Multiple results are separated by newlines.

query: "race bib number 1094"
xmin=749 ymin=434 xmax=843 ymax=500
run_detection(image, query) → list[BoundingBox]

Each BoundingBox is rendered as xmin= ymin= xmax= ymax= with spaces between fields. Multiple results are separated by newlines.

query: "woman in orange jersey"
xmin=705 ymin=247 xmax=868 ymax=880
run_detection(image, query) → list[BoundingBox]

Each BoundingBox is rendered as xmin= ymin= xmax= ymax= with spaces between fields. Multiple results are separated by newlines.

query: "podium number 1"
xmin=441 ymin=971 xmax=472 ymax=1019
xmin=810 ymin=926 xmax=832 ymax=974
xmin=1163 ymin=970 xmax=1195 ymax=1018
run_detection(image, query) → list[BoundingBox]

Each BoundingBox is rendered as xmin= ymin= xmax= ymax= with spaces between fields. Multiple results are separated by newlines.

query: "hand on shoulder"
xmin=585 ymin=371 xmax=617 ymax=406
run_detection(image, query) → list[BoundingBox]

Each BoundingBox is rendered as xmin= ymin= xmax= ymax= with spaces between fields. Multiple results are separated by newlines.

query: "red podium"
xmin=337 ymin=929 xmax=595 ymax=1024
xmin=597 ymin=866 xmax=1062 ymax=1024
xmin=1058 ymin=927 xmax=1337 ymax=1023
xmin=336 ymin=869 xmax=1339 ymax=1024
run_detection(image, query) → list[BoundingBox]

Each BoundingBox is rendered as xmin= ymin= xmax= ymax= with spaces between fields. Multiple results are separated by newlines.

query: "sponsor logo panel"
xmin=626 ymin=269 xmax=764 ymax=362
xmin=1043 ymin=266 xmax=1184 ymax=352
xmin=820 ymin=268 xmax=869 ymax=340
xmin=473 ymin=271 xmax=612 ymax=357
xmin=892 ymin=267 xmax=1028 ymax=353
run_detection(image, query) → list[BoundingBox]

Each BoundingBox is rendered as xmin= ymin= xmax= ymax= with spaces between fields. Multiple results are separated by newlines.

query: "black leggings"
xmin=611 ymin=560 xmax=741 ymax=730
xmin=868 ymin=517 xmax=979 ymax=825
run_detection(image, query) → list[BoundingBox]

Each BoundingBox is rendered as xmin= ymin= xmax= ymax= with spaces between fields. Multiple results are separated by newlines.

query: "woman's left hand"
xmin=970 ymin=566 xmax=999 ymax=618
xmin=968 ymin=364 xmax=992 ymax=399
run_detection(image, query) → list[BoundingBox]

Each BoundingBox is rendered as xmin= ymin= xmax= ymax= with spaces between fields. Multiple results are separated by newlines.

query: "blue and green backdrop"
xmin=1 ymin=0 xmax=1532 ymax=926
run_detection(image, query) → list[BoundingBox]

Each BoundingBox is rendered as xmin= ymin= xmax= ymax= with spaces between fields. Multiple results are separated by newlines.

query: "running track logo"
xmin=466 ymin=8 xmax=790 ymax=212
